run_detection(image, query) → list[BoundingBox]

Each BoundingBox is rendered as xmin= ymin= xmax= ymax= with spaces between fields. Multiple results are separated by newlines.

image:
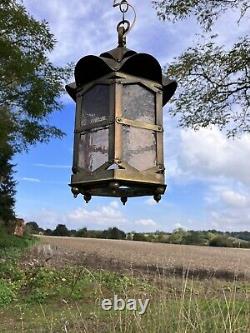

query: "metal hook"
xmin=113 ymin=0 xmax=136 ymax=47
xmin=117 ymin=20 xmax=130 ymax=47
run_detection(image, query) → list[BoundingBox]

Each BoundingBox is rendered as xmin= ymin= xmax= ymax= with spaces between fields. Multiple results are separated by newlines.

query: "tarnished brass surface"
xmin=66 ymin=45 xmax=177 ymax=202
xmin=116 ymin=117 xmax=163 ymax=132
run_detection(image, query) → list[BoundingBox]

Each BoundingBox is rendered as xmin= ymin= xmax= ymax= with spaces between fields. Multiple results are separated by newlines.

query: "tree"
xmin=182 ymin=231 xmax=207 ymax=245
xmin=0 ymin=144 xmax=16 ymax=231
xmin=25 ymin=221 xmax=40 ymax=234
xmin=75 ymin=227 xmax=88 ymax=237
xmin=44 ymin=228 xmax=53 ymax=236
xmin=103 ymin=227 xmax=126 ymax=240
xmin=168 ymin=228 xmax=187 ymax=244
xmin=133 ymin=233 xmax=147 ymax=242
xmin=209 ymin=235 xmax=234 ymax=247
xmin=0 ymin=0 xmax=70 ymax=228
xmin=52 ymin=224 xmax=70 ymax=237
xmin=153 ymin=0 xmax=250 ymax=136
xmin=0 ymin=0 xmax=71 ymax=152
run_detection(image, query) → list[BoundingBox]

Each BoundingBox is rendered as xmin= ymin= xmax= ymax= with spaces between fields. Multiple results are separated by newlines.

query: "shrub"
xmin=0 ymin=279 xmax=15 ymax=307
xmin=209 ymin=236 xmax=234 ymax=247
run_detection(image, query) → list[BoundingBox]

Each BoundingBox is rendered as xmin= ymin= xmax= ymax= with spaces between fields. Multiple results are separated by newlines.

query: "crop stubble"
xmin=36 ymin=236 xmax=250 ymax=280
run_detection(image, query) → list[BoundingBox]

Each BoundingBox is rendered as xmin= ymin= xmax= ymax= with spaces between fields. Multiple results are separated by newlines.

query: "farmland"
xmin=37 ymin=236 xmax=250 ymax=279
xmin=0 ymin=236 xmax=249 ymax=332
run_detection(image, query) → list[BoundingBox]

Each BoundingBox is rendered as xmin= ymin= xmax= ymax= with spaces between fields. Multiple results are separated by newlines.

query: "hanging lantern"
xmin=66 ymin=1 xmax=177 ymax=204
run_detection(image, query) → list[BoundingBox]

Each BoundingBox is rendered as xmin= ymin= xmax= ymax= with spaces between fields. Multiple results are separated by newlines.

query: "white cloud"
xmin=174 ymin=223 xmax=187 ymax=230
xmin=21 ymin=177 xmax=41 ymax=183
xmin=210 ymin=209 xmax=250 ymax=231
xmin=68 ymin=205 xmax=127 ymax=225
xmin=220 ymin=190 xmax=249 ymax=208
xmin=135 ymin=219 xmax=158 ymax=227
xmin=34 ymin=163 xmax=71 ymax=169
xmin=168 ymin=126 xmax=250 ymax=185
xmin=26 ymin=202 xmax=127 ymax=230
xmin=205 ymin=185 xmax=250 ymax=231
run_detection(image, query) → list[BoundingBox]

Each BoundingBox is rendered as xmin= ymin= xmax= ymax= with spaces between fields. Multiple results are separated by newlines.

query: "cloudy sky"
xmin=14 ymin=0 xmax=250 ymax=232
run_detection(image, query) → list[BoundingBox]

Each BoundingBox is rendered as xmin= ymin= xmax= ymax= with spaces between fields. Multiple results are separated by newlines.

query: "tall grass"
xmin=0 ymin=239 xmax=249 ymax=332
xmin=1 ymin=263 xmax=249 ymax=332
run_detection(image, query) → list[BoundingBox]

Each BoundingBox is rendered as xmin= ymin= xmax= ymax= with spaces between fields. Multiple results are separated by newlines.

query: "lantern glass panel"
xmin=122 ymin=126 xmax=156 ymax=171
xmin=81 ymin=85 xmax=110 ymax=126
xmin=78 ymin=128 xmax=109 ymax=172
xmin=122 ymin=84 xmax=155 ymax=124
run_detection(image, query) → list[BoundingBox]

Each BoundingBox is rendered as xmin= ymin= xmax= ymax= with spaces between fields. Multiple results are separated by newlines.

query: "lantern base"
xmin=69 ymin=179 xmax=166 ymax=200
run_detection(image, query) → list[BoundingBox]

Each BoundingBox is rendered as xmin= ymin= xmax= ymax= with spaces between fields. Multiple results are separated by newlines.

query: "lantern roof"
xmin=66 ymin=46 xmax=177 ymax=106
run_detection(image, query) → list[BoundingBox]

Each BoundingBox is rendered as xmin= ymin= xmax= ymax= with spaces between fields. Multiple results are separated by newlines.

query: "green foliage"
xmin=52 ymin=224 xmax=70 ymax=237
xmin=153 ymin=0 xmax=248 ymax=32
xmin=168 ymin=227 xmax=187 ymax=244
xmin=167 ymin=37 xmax=250 ymax=136
xmin=25 ymin=221 xmax=44 ymax=235
xmin=133 ymin=233 xmax=148 ymax=242
xmin=75 ymin=227 xmax=88 ymax=238
xmin=181 ymin=231 xmax=207 ymax=245
xmin=0 ymin=0 xmax=71 ymax=230
xmin=0 ymin=0 xmax=71 ymax=153
xmin=0 ymin=258 xmax=249 ymax=331
xmin=229 ymin=231 xmax=250 ymax=242
xmin=0 ymin=279 xmax=15 ymax=306
xmin=102 ymin=227 xmax=126 ymax=240
xmin=0 ymin=155 xmax=16 ymax=228
xmin=153 ymin=0 xmax=250 ymax=136
xmin=0 ymin=224 xmax=36 ymax=249
xmin=26 ymin=220 xmax=250 ymax=248
xmin=209 ymin=235 xmax=234 ymax=247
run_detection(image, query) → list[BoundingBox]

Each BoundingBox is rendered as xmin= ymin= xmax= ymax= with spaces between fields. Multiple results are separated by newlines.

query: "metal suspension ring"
xmin=119 ymin=0 xmax=129 ymax=13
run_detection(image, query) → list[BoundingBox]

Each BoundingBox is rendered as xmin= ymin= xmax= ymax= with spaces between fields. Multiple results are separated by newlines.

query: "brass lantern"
xmin=66 ymin=28 xmax=177 ymax=204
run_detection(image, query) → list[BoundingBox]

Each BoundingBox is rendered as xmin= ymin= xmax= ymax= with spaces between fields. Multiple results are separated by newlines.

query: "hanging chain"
xmin=113 ymin=0 xmax=136 ymax=47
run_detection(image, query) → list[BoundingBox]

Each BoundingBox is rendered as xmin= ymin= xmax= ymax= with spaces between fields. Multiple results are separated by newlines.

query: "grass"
xmin=0 ymin=258 xmax=249 ymax=332
xmin=0 ymin=236 xmax=249 ymax=332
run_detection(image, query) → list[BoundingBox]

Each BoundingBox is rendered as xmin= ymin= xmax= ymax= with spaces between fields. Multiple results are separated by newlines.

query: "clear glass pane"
xmin=81 ymin=85 xmax=110 ymax=126
xmin=78 ymin=128 xmax=109 ymax=172
xmin=122 ymin=126 xmax=156 ymax=171
xmin=122 ymin=84 xmax=155 ymax=124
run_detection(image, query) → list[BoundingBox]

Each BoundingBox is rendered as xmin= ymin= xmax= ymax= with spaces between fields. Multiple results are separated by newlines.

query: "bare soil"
xmin=22 ymin=235 xmax=250 ymax=280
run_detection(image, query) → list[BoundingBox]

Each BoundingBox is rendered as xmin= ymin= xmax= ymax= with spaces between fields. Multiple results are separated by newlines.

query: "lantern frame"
xmin=66 ymin=46 xmax=177 ymax=202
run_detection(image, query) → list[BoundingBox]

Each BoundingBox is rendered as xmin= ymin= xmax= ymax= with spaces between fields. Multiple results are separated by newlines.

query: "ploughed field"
xmin=34 ymin=236 xmax=250 ymax=280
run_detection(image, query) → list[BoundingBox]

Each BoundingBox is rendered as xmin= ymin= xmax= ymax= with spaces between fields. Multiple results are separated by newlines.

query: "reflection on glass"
xmin=78 ymin=128 xmax=109 ymax=172
xmin=81 ymin=85 xmax=110 ymax=126
xmin=122 ymin=84 xmax=155 ymax=124
xmin=122 ymin=126 xmax=156 ymax=171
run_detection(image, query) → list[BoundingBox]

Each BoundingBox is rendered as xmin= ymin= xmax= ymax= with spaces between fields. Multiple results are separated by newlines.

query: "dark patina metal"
xmin=66 ymin=42 xmax=177 ymax=204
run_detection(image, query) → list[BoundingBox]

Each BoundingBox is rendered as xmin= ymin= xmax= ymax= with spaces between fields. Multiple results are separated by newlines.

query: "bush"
xmin=0 ymin=225 xmax=35 ymax=249
xmin=0 ymin=279 xmax=15 ymax=307
xmin=75 ymin=228 xmax=88 ymax=238
xmin=209 ymin=236 xmax=234 ymax=247
xmin=133 ymin=233 xmax=148 ymax=242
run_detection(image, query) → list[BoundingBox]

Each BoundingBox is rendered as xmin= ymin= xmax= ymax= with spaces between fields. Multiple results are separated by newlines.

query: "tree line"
xmin=26 ymin=222 xmax=250 ymax=249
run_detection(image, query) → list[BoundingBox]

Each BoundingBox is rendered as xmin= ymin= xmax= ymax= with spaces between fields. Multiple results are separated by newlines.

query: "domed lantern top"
xmin=66 ymin=2 xmax=177 ymax=205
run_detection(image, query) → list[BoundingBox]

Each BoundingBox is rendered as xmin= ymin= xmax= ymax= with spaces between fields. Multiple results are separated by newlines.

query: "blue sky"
xmin=14 ymin=0 xmax=250 ymax=232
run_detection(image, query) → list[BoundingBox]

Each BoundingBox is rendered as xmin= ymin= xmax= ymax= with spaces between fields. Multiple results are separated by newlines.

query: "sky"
xmin=14 ymin=0 xmax=250 ymax=232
